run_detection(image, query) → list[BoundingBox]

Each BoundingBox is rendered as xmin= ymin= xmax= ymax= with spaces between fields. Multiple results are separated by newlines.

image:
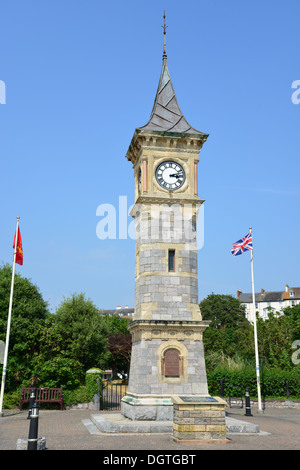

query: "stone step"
xmin=226 ymin=417 xmax=261 ymax=434
xmin=90 ymin=413 xmax=172 ymax=433
xmin=88 ymin=413 xmax=262 ymax=435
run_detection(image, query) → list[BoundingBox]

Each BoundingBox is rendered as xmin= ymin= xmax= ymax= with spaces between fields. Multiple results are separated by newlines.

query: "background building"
xmin=101 ymin=306 xmax=134 ymax=319
xmin=237 ymin=284 xmax=300 ymax=321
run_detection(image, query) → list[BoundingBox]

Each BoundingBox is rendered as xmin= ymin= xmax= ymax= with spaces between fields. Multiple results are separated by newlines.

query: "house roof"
xmin=290 ymin=287 xmax=300 ymax=298
xmin=239 ymin=287 xmax=300 ymax=303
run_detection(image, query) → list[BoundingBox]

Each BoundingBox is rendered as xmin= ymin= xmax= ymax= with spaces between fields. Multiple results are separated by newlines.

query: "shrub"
xmin=85 ymin=369 xmax=103 ymax=402
xmin=3 ymin=391 xmax=20 ymax=409
xmin=63 ymin=386 xmax=88 ymax=406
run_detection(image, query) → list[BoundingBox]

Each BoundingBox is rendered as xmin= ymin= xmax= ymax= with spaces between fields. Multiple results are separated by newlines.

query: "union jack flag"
xmin=231 ymin=233 xmax=253 ymax=256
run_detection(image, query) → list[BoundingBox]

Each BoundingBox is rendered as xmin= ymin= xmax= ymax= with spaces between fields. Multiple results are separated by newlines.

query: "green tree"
xmin=200 ymin=293 xmax=248 ymax=329
xmin=257 ymin=304 xmax=300 ymax=370
xmin=103 ymin=313 xmax=131 ymax=335
xmin=108 ymin=332 xmax=131 ymax=378
xmin=0 ymin=264 xmax=49 ymax=390
xmin=200 ymin=293 xmax=253 ymax=363
xmin=0 ymin=264 xmax=48 ymax=325
xmin=54 ymin=293 xmax=110 ymax=372
xmin=282 ymin=304 xmax=300 ymax=342
xmin=28 ymin=317 xmax=83 ymax=389
xmin=102 ymin=314 xmax=131 ymax=378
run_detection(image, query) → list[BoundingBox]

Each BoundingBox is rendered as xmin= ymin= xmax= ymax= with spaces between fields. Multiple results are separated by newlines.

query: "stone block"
xmin=121 ymin=395 xmax=173 ymax=421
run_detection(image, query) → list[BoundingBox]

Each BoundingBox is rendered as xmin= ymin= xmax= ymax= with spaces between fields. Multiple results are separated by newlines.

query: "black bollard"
xmin=244 ymin=388 xmax=253 ymax=417
xmin=27 ymin=402 xmax=39 ymax=450
xmin=220 ymin=379 xmax=224 ymax=398
xmin=286 ymin=380 xmax=290 ymax=399
xmin=27 ymin=388 xmax=36 ymax=419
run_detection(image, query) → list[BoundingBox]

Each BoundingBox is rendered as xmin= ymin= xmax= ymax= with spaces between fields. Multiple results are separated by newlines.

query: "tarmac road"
xmin=0 ymin=405 xmax=299 ymax=453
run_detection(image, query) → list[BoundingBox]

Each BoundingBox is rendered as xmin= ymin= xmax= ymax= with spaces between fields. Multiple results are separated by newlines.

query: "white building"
xmin=101 ymin=306 xmax=134 ymax=319
xmin=237 ymin=285 xmax=300 ymax=322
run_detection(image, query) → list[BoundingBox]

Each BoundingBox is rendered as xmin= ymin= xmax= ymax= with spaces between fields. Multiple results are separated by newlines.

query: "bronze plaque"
xmin=164 ymin=349 xmax=180 ymax=377
xmin=179 ymin=396 xmax=218 ymax=403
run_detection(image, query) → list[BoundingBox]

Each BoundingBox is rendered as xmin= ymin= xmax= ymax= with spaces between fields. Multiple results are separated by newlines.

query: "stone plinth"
xmin=172 ymin=396 xmax=229 ymax=444
xmin=121 ymin=394 xmax=173 ymax=421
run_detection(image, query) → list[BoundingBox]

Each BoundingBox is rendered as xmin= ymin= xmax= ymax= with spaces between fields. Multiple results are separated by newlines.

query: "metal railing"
xmin=100 ymin=382 xmax=128 ymax=411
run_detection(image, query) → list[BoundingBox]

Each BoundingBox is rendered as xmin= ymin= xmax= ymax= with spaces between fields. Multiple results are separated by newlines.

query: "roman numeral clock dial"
xmin=155 ymin=161 xmax=186 ymax=190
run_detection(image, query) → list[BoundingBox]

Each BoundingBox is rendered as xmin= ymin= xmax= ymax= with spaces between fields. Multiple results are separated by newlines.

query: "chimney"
xmin=237 ymin=290 xmax=242 ymax=298
xmin=282 ymin=285 xmax=289 ymax=300
xmin=261 ymin=289 xmax=265 ymax=295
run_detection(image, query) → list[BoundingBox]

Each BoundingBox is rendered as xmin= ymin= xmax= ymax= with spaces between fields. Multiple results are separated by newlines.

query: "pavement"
xmin=0 ymin=404 xmax=299 ymax=454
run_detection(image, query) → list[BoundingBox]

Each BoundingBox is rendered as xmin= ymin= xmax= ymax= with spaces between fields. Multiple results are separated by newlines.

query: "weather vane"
xmin=162 ymin=11 xmax=168 ymax=60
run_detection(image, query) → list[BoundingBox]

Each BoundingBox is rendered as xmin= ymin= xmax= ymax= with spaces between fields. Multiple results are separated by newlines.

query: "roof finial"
xmin=162 ymin=10 xmax=168 ymax=64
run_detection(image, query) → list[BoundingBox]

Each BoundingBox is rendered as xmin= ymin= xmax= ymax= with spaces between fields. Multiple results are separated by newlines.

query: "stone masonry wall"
xmin=173 ymin=398 xmax=227 ymax=442
xmin=127 ymin=339 xmax=208 ymax=396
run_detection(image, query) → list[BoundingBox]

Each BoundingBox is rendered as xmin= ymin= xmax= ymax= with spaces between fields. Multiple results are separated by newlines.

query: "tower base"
xmin=121 ymin=393 xmax=173 ymax=421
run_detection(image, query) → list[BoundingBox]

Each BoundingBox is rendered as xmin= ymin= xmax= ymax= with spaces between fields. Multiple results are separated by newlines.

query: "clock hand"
xmin=170 ymin=172 xmax=183 ymax=178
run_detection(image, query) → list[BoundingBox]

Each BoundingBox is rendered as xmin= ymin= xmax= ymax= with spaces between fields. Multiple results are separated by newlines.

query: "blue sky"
xmin=0 ymin=1 xmax=299 ymax=313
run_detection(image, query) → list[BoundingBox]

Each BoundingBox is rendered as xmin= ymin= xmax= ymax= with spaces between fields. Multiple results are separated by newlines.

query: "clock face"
xmin=155 ymin=161 xmax=186 ymax=191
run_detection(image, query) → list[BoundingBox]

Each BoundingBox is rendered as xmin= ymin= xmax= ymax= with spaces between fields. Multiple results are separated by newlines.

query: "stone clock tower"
xmin=121 ymin=24 xmax=210 ymax=421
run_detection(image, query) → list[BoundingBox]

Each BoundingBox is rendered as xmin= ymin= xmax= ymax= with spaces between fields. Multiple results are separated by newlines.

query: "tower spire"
xmin=162 ymin=11 xmax=167 ymax=65
xmin=130 ymin=12 xmax=208 ymax=137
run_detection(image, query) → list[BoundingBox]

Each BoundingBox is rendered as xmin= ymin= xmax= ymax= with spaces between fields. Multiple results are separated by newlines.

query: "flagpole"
xmin=249 ymin=226 xmax=262 ymax=413
xmin=0 ymin=217 xmax=20 ymax=417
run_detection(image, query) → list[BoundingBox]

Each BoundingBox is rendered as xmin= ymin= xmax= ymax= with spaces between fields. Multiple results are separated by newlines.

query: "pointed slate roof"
xmin=138 ymin=53 xmax=206 ymax=136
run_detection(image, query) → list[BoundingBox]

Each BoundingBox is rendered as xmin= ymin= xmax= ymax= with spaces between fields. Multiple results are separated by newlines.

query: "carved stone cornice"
xmin=134 ymin=195 xmax=204 ymax=206
xmin=128 ymin=319 xmax=210 ymax=343
xmin=126 ymin=129 xmax=208 ymax=166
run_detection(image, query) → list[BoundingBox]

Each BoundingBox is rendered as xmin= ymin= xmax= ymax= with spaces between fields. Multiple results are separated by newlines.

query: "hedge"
xmin=207 ymin=367 xmax=300 ymax=399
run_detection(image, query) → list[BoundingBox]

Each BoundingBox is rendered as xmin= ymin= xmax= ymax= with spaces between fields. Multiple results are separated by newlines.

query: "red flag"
xmin=13 ymin=227 xmax=23 ymax=265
